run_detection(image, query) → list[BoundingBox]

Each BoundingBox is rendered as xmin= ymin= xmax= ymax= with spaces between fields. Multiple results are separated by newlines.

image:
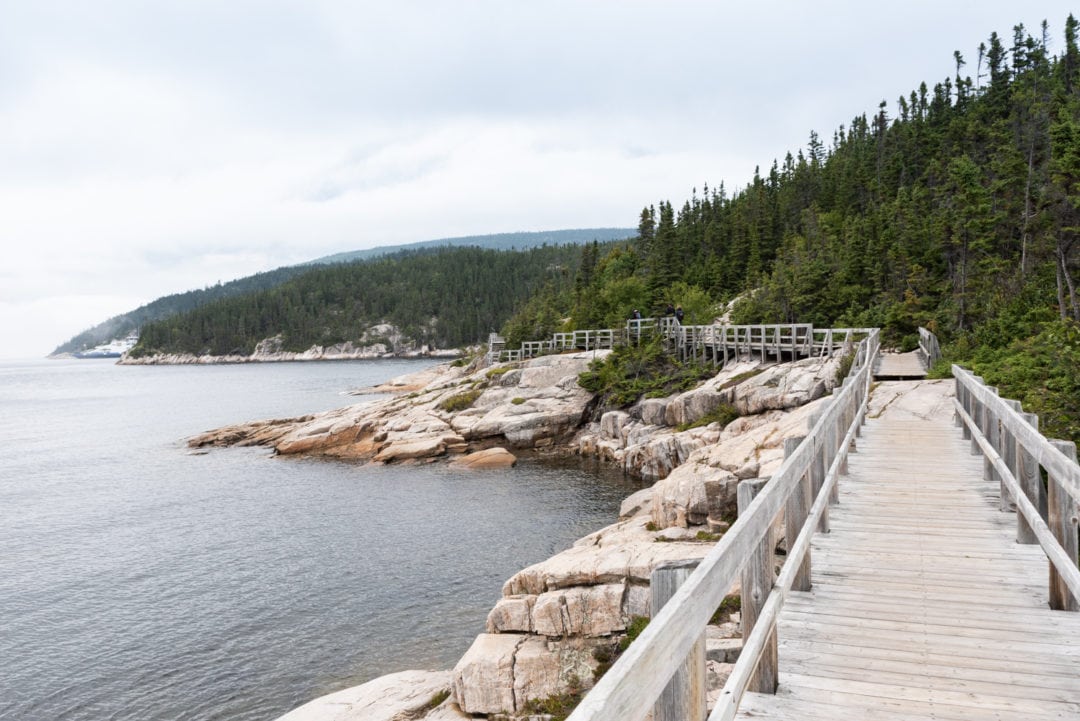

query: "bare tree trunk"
xmin=958 ymin=239 xmax=968 ymax=329
xmin=1060 ymin=243 xmax=1080 ymax=321
xmin=1058 ymin=258 xmax=1068 ymax=321
xmin=1022 ymin=143 xmax=1035 ymax=278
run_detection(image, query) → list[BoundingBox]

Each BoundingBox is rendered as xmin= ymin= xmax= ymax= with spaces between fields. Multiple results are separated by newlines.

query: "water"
xmin=0 ymin=359 xmax=638 ymax=721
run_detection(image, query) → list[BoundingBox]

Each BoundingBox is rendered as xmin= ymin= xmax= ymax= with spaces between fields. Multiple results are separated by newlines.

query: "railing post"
xmin=981 ymin=386 xmax=1000 ymax=489
xmin=1016 ymin=412 xmax=1043 ymax=544
xmin=835 ymin=381 xmax=850 ymax=477
xmin=956 ymin=374 xmax=969 ymax=435
xmin=783 ymin=437 xmax=812 ymax=592
xmin=825 ymin=393 xmax=842 ymax=503
xmin=1048 ymin=440 xmax=1080 ymax=612
xmin=1000 ymin=399 xmax=1021 ymax=513
xmin=969 ymin=376 xmax=984 ymax=453
xmin=808 ymin=410 xmax=829 ymax=533
xmin=737 ymin=478 xmax=778 ymax=694
xmin=651 ymin=560 xmax=707 ymax=721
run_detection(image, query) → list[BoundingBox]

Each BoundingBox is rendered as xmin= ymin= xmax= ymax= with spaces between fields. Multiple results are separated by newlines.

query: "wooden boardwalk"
xmin=874 ymin=350 xmax=927 ymax=379
xmin=737 ymin=410 xmax=1080 ymax=720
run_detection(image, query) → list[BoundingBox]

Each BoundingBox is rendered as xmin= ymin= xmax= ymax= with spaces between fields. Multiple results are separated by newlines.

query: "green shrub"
xmin=834 ymin=351 xmax=855 ymax=384
xmin=421 ymin=689 xmax=450 ymax=711
xmin=709 ymin=594 xmax=742 ymax=625
xmin=519 ymin=675 xmax=584 ymax=721
xmin=578 ymin=338 xmax=715 ymax=408
xmin=965 ymin=320 xmax=1080 ymax=445
xmin=511 ymin=397 xmax=526 ymax=405
xmin=618 ymin=616 xmax=650 ymax=652
xmin=437 ymin=389 xmax=482 ymax=412
xmin=676 ymin=403 xmax=740 ymax=432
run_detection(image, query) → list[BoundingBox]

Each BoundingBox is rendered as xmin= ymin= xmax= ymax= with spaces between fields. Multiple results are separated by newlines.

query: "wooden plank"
xmin=776 ymin=654 xmax=1080 ymax=703
xmin=781 ymin=599 xmax=1080 ymax=636
xmin=775 ymin=636 xmax=1080 ymax=679
xmin=743 ymin=684 xmax=1078 ymax=721
xmin=775 ymin=671 xmax=1080 ymax=717
xmin=737 ymin=691 xmax=1034 ymax=721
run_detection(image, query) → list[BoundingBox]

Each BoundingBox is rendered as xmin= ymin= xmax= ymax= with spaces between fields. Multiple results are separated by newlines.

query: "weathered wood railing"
xmin=491 ymin=319 xmax=873 ymax=367
xmin=953 ymin=365 xmax=1080 ymax=611
xmin=566 ymin=329 xmax=880 ymax=721
xmin=918 ymin=326 xmax=942 ymax=369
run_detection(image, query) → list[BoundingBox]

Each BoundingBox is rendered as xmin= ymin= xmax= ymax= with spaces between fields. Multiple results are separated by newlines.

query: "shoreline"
xmin=116 ymin=349 xmax=463 ymax=366
xmin=192 ymin=350 xmax=860 ymax=718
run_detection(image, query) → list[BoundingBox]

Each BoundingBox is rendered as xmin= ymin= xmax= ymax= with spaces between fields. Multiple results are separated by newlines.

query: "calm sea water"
xmin=0 ymin=359 xmax=638 ymax=721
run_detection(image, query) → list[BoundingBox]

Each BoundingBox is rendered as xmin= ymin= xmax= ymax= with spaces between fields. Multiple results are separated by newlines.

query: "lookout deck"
xmin=736 ymin=392 xmax=1080 ymax=721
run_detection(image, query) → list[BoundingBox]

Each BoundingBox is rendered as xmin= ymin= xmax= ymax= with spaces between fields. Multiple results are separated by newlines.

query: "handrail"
xmin=918 ymin=327 xmax=942 ymax=368
xmin=566 ymin=329 xmax=880 ymax=721
xmin=953 ymin=366 xmax=1080 ymax=502
xmin=952 ymin=365 xmax=1080 ymax=611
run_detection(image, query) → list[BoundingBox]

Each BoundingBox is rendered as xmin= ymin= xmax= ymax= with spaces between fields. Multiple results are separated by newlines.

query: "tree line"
xmin=130 ymin=245 xmax=585 ymax=357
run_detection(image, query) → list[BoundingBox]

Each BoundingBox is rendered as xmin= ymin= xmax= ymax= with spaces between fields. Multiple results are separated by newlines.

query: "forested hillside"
xmin=53 ymin=228 xmax=628 ymax=356
xmin=505 ymin=16 xmax=1079 ymax=441
xmin=129 ymin=245 xmax=584 ymax=357
xmin=52 ymin=265 xmax=310 ymax=356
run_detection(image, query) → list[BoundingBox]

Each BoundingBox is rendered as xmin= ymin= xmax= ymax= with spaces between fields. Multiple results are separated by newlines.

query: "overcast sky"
xmin=2 ymin=1 xmax=1075 ymax=358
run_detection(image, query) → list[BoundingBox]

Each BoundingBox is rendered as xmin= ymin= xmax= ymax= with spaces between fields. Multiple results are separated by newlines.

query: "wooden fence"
xmin=565 ymin=329 xmax=881 ymax=721
xmin=491 ymin=320 xmax=873 ymax=367
xmin=952 ymin=365 xmax=1080 ymax=611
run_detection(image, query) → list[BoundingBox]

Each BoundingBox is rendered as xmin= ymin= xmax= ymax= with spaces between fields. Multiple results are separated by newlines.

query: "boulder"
xmin=274 ymin=670 xmax=452 ymax=721
xmin=486 ymin=596 xmax=536 ymax=633
xmin=450 ymin=447 xmax=517 ymax=469
xmin=639 ymin=398 xmax=671 ymax=426
xmin=532 ymin=583 xmax=627 ymax=637
xmin=502 ymin=517 xmax=710 ymax=596
xmin=618 ymin=487 xmax=653 ymax=519
xmin=451 ymin=634 xmax=524 ymax=715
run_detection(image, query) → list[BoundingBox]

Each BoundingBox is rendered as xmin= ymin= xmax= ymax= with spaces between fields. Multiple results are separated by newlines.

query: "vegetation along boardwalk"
xmin=566 ymin=329 xmax=1080 ymax=721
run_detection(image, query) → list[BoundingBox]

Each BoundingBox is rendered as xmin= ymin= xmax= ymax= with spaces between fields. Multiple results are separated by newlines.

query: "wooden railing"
xmin=953 ymin=365 xmax=1080 ymax=611
xmin=491 ymin=320 xmax=873 ymax=367
xmin=918 ymin=326 xmax=942 ymax=369
xmin=566 ymin=329 xmax=880 ymax=721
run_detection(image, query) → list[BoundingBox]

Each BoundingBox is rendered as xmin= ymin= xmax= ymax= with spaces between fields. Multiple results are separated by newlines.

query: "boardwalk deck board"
xmin=735 ymin=411 xmax=1080 ymax=721
xmin=873 ymin=351 xmax=927 ymax=378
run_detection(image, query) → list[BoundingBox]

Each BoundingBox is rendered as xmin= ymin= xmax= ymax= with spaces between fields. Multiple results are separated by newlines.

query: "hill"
xmin=50 ymin=228 xmax=631 ymax=356
xmin=128 ymin=244 xmax=596 ymax=358
xmin=306 ymin=228 xmax=633 ymax=265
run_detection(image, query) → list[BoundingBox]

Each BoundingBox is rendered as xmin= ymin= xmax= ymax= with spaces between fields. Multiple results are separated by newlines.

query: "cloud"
xmin=0 ymin=0 xmax=1076 ymax=357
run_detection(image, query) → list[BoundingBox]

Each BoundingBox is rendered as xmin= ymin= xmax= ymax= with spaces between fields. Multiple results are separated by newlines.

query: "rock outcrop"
xmin=450 ymin=447 xmax=518 ymax=469
xmin=120 ymin=326 xmax=460 ymax=365
xmin=275 ymin=670 xmax=461 ymax=721
xmin=189 ymin=352 xmax=603 ymax=463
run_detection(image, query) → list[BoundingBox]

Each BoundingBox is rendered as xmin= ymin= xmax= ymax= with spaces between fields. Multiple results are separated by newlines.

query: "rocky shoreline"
xmin=192 ymin=349 xmax=849 ymax=719
xmin=118 ymin=327 xmax=462 ymax=365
